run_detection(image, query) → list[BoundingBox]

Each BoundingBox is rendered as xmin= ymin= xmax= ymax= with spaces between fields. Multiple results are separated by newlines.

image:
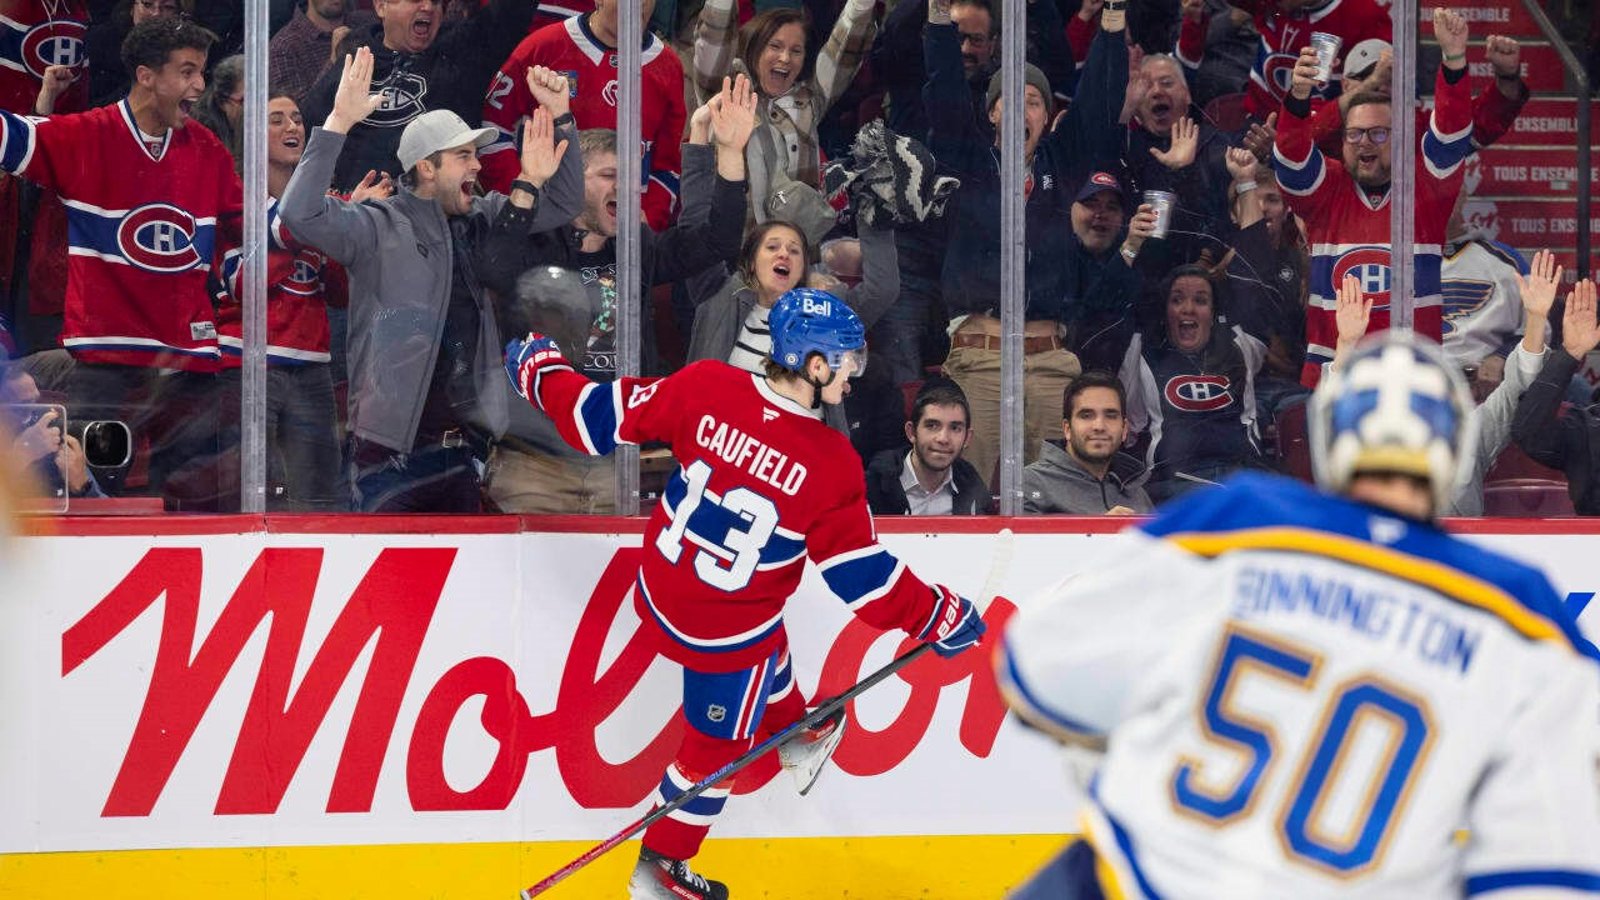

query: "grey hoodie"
xmin=1022 ymin=439 xmax=1153 ymax=515
xmin=279 ymin=124 xmax=583 ymax=452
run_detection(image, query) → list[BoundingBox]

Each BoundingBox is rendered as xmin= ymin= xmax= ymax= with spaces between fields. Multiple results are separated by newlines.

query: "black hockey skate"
xmin=628 ymin=847 xmax=729 ymax=900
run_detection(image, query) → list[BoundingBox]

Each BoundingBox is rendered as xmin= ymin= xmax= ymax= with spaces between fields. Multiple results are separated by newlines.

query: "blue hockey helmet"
xmin=1308 ymin=330 xmax=1475 ymax=511
xmin=768 ymin=288 xmax=867 ymax=378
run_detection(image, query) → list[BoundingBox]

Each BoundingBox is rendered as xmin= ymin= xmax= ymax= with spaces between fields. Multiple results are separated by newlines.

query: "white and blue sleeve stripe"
xmin=0 ymin=109 xmax=38 ymax=174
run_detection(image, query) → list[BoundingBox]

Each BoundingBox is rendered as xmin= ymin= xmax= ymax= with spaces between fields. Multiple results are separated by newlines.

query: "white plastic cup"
xmin=1310 ymin=32 xmax=1343 ymax=86
xmin=1143 ymin=190 xmax=1177 ymax=239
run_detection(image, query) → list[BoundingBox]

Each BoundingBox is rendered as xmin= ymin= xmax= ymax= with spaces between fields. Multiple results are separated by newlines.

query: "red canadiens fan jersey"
xmin=481 ymin=14 xmax=686 ymax=230
xmin=0 ymin=0 xmax=88 ymax=115
xmin=216 ymin=199 xmax=339 ymax=367
xmin=1274 ymin=67 xmax=1473 ymax=387
xmin=1178 ymin=0 xmax=1390 ymax=119
xmin=535 ymin=359 xmax=946 ymax=673
xmin=0 ymin=101 xmax=243 ymax=370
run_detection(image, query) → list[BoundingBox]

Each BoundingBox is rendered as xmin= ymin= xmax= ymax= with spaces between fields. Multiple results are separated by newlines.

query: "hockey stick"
xmin=518 ymin=528 xmax=1015 ymax=899
xmin=520 ymin=641 xmax=933 ymax=898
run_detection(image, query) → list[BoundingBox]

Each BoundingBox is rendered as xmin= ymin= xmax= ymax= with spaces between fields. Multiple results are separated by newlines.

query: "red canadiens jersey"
xmin=216 ymin=199 xmax=338 ymax=367
xmin=0 ymin=101 xmax=243 ymax=370
xmin=0 ymin=0 xmax=88 ymax=115
xmin=1273 ymin=68 xmax=1473 ymax=387
xmin=535 ymin=359 xmax=946 ymax=673
xmin=1178 ymin=0 xmax=1390 ymax=119
xmin=481 ymin=14 xmax=686 ymax=230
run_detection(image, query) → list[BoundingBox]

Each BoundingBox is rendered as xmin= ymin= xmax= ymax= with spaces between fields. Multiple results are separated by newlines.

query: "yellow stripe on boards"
xmin=0 ymin=835 xmax=1068 ymax=900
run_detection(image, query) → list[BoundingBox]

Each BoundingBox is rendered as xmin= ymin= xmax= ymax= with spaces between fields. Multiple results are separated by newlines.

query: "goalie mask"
xmin=1308 ymin=330 xmax=1476 ymax=513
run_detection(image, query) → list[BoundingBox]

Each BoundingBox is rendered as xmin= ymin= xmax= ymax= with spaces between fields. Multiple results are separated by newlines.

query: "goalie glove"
xmin=917 ymin=584 xmax=986 ymax=658
xmin=504 ymin=332 xmax=573 ymax=405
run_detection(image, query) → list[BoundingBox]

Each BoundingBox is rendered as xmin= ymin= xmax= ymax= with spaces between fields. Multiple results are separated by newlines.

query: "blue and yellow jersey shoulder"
xmin=1141 ymin=473 xmax=1595 ymax=658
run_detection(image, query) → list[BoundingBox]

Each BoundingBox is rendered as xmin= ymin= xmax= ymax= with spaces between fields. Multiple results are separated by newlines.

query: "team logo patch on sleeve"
xmin=117 ymin=203 xmax=203 ymax=273
xmin=1164 ymin=374 xmax=1234 ymax=412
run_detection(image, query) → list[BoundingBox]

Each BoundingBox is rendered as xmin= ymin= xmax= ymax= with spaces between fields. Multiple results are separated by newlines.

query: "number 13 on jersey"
xmin=1170 ymin=624 xmax=1435 ymax=876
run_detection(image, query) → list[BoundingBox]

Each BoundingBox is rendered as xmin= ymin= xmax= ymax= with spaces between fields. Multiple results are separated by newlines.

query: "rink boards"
xmin=2 ymin=515 xmax=1597 ymax=899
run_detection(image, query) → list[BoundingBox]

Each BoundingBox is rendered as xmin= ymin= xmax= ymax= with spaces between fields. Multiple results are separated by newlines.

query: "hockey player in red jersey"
xmin=506 ymin=288 xmax=987 ymax=900
xmin=480 ymin=0 xmax=685 ymax=229
xmin=1273 ymin=8 xmax=1476 ymax=387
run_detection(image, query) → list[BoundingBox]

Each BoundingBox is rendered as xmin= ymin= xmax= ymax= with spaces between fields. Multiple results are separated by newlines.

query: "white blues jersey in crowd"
xmin=999 ymin=473 xmax=1600 ymax=899
xmin=1441 ymin=238 xmax=1527 ymax=371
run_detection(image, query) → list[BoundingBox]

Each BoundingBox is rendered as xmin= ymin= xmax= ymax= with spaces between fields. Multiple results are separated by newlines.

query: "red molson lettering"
xmin=61 ymin=545 xmax=1015 ymax=816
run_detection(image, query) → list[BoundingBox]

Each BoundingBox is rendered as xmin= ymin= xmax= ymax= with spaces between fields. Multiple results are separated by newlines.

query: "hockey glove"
xmin=504 ymin=332 xmax=573 ymax=404
xmin=918 ymin=585 xmax=986 ymax=658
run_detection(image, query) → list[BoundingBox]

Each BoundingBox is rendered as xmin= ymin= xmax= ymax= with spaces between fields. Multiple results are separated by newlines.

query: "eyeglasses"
xmin=1342 ymin=126 xmax=1391 ymax=145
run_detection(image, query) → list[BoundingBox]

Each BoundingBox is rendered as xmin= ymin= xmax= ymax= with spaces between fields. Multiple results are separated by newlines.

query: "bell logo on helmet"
xmin=800 ymin=296 xmax=832 ymax=316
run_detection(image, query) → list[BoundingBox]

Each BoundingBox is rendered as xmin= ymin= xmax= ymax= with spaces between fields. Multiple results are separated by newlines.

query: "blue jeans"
xmin=347 ymin=436 xmax=482 ymax=513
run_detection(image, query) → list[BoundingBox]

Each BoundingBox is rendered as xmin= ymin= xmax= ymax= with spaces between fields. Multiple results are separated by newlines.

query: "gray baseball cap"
xmin=396 ymin=109 xmax=496 ymax=172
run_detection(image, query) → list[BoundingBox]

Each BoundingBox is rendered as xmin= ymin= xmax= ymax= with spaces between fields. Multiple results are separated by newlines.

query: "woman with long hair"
xmin=693 ymin=0 xmax=875 ymax=223
xmin=193 ymin=53 xmax=244 ymax=172
xmin=1118 ymin=263 xmax=1267 ymax=503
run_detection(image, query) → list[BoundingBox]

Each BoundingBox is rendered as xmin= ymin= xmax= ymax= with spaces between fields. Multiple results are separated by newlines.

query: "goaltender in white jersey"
xmin=999 ymin=330 xmax=1600 ymax=899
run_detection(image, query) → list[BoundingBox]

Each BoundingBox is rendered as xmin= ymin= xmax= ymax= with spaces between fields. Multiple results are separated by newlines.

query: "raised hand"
xmin=525 ymin=65 xmax=571 ymax=120
xmin=918 ymin=585 xmax=986 ymax=658
xmin=1335 ymin=274 xmax=1373 ymax=347
xmin=348 ymin=169 xmax=394 ymax=203
xmin=1289 ymin=45 xmax=1321 ymax=100
xmin=1485 ymin=34 xmax=1521 ymax=77
xmin=1225 ymin=146 xmax=1257 ymax=181
xmin=326 ymin=47 xmax=383 ymax=134
xmin=504 ymin=332 xmax=574 ymax=404
xmin=518 ymin=107 xmax=570 ymax=189
xmin=1434 ymin=8 xmax=1469 ymax=69
xmin=1563 ymin=279 xmax=1600 ymax=360
xmin=1179 ymin=0 xmax=1203 ymax=20
xmin=33 ymin=64 xmax=75 ymax=115
xmin=1149 ymin=116 xmax=1199 ymax=169
xmin=1515 ymin=248 xmax=1563 ymax=323
xmin=1242 ymin=111 xmax=1277 ymax=162
xmin=709 ymin=74 xmax=758 ymax=152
